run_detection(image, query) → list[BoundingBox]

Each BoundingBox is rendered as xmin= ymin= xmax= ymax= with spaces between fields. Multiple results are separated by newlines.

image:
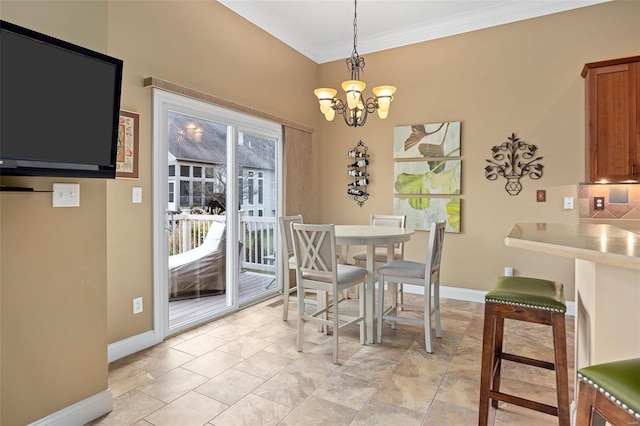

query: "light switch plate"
xmin=563 ymin=197 xmax=574 ymax=210
xmin=52 ymin=183 xmax=80 ymax=207
xmin=132 ymin=187 xmax=142 ymax=204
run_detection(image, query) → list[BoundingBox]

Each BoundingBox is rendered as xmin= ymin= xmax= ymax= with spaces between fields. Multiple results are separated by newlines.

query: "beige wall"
xmin=1 ymin=0 xmax=639 ymax=423
xmin=314 ymin=0 xmax=640 ymax=298
xmin=0 ymin=1 xmax=318 ymax=423
xmin=0 ymin=3 xmax=110 ymax=425
xmin=105 ymin=1 xmax=319 ymax=342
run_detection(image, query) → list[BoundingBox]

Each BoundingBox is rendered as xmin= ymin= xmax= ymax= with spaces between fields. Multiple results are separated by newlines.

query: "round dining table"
xmin=334 ymin=225 xmax=415 ymax=344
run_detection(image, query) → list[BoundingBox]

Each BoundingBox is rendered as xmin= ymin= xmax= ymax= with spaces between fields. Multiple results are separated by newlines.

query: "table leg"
xmin=366 ymin=244 xmax=376 ymax=344
xmin=386 ymin=244 xmax=397 ymax=312
xmin=340 ymin=244 xmax=351 ymax=300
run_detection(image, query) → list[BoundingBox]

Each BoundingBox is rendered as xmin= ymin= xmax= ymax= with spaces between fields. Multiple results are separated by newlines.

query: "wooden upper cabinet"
xmin=582 ymin=56 xmax=640 ymax=182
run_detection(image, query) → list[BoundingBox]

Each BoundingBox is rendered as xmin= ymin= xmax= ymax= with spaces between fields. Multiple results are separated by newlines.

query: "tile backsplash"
xmin=579 ymin=183 xmax=640 ymax=219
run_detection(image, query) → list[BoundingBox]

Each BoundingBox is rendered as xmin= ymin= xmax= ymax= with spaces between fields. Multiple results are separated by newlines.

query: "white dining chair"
xmin=291 ymin=223 xmax=366 ymax=363
xmin=352 ymin=214 xmax=406 ymax=302
xmin=376 ymin=221 xmax=446 ymax=353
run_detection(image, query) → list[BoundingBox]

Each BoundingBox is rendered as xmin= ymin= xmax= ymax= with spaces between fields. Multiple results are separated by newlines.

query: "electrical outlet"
xmin=133 ymin=297 xmax=143 ymax=314
xmin=594 ymin=197 xmax=605 ymax=210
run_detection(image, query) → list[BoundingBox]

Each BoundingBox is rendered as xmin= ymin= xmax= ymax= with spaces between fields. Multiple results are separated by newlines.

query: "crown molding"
xmin=219 ymin=0 xmax=611 ymax=65
xmin=316 ymin=0 xmax=611 ymax=63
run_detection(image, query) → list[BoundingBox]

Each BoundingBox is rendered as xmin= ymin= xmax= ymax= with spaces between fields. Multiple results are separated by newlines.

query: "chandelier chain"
xmin=352 ymin=0 xmax=358 ymax=56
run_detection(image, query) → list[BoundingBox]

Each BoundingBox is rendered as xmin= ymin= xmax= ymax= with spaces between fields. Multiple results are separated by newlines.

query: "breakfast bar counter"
xmin=504 ymin=223 xmax=640 ymax=371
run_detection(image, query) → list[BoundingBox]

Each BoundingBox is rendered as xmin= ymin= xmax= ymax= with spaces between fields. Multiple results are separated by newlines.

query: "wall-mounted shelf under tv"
xmin=0 ymin=186 xmax=52 ymax=192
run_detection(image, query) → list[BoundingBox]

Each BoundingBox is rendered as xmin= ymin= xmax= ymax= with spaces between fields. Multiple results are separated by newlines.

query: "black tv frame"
xmin=0 ymin=20 xmax=124 ymax=179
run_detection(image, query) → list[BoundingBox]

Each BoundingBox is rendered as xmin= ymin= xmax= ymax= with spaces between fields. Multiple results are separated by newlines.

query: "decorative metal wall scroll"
xmin=485 ymin=133 xmax=543 ymax=196
xmin=347 ymin=140 xmax=369 ymax=207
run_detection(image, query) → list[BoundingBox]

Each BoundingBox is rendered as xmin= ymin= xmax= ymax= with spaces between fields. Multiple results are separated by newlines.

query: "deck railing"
xmin=167 ymin=212 xmax=277 ymax=272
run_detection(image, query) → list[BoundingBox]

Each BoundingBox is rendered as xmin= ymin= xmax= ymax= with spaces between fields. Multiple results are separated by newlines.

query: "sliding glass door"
xmin=153 ymin=89 xmax=282 ymax=336
xmin=237 ymin=131 xmax=279 ymax=305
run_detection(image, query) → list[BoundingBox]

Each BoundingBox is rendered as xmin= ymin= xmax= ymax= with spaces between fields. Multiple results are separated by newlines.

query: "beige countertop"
xmin=505 ymin=222 xmax=640 ymax=271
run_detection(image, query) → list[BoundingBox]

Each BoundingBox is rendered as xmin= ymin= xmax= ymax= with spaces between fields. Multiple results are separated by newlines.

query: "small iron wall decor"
xmin=485 ymin=133 xmax=543 ymax=196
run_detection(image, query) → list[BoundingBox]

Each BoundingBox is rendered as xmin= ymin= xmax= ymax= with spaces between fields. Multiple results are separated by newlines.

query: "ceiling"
xmin=217 ymin=0 xmax=610 ymax=64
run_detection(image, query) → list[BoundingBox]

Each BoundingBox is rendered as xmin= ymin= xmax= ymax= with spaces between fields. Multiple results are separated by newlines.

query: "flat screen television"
xmin=0 ymin=20 xmax=123 ymax=180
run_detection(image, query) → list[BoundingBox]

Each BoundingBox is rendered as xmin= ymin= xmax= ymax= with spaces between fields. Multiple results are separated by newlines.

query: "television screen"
xmin=0 ymin=20 xmax=123 ymax=178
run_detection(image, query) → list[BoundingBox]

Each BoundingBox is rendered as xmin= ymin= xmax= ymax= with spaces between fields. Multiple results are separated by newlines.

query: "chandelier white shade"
xmin=313 ymin=0 xmax=396 ymax=127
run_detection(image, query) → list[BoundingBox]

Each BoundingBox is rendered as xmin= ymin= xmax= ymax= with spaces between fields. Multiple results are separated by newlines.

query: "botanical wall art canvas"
xmin=394 ymin=197 xmax=460 ymax=233
xmin=394 ymin=121 xmax=461 ymax=159
xmin=393 ymin=121 xmax=462 ymax=233
xmin=394 ymin=160 xmax=461 ymax=195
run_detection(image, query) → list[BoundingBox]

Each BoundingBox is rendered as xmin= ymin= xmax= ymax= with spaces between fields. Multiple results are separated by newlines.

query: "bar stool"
xmin=576 ymin=358 xmax=640 ymax=425
xmin=478 ymin=276 xmax=570 ymax=425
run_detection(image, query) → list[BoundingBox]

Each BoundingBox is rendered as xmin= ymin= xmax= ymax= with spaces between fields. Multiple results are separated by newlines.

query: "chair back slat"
xmin=291 ymin=223 xmax=337 ymax=282
xmin=371 ymin=214 xmax=405 ymax=228
xmin=371 ymin=214 xmax=406 ymax=254
xmin=279 ymin=215 xmax=303 ymax=258
xmin=426 ymin=221 xmax=446 ymax=282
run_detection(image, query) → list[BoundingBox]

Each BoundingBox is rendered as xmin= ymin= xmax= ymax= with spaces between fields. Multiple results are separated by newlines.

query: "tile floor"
xmin=88 ymin=294 xmax=575 ymax=426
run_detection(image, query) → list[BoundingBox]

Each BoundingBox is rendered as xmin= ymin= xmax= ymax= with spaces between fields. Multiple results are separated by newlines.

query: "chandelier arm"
xmin=363 ymin=96 xmax=378 ymax=113
xmin=333 ymin=99 xmax=347 ymax=115
xmin=358 ymin=108 xmax=368 ymax=126
xmin=341 ymin=107 xmax=355 ymax=127
xmin=340 ymin=105 xmax=368 ymax=127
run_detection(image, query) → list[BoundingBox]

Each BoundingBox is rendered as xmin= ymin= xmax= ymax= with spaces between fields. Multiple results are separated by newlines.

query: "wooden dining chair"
xmin=376 ymin=221 xmax=446 ymax=353
xmin=290 ymin=223 xmax=366 ymax=363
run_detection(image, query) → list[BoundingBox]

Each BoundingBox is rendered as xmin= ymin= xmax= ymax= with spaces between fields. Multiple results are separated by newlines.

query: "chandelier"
xmin=314 ymin=0 xmax=396 ymax=127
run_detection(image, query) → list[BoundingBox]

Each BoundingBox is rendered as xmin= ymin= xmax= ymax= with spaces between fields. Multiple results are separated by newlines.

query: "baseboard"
xmin=108 ymin=329 xmax=162 ymax=363
xmin=107 ymin=286 xmax=575 ymax=361
xmin=29 ymin=390 xmax=112 ymax=426
xmin=28 ymin=330 xmax=159 ymax=425
xmin=402 ymin=284 xmax=576 ymax=316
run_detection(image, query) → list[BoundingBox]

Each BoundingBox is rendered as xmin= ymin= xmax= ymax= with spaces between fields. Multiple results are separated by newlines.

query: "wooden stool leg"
xmin=576 ymin=380 xmax=597 ymax=425
xmin=579 ymin=382 xmax=638 ymax=426
xmin=552 ymin=312 xmax=570 ymax=426
xmin=479 ymin=303 xmax=497 ymax=426
xmin=491 ymin=315 xmax=505 ymax=409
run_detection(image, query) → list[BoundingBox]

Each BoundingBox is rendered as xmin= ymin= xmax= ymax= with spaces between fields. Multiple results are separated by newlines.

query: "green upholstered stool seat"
xmin=485 ymin=276 xmax=566 ymax=313
xmin=577 ymin=358 xmax=640 ymax=420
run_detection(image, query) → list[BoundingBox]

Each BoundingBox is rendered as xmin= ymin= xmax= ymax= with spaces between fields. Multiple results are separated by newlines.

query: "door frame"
xmin=152 ymin=88 xmax=283 ymax=339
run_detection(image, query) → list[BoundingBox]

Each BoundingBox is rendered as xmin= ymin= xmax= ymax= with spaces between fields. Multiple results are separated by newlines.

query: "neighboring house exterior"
xmin=167 ymin=111 xmax=276 ymax=217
